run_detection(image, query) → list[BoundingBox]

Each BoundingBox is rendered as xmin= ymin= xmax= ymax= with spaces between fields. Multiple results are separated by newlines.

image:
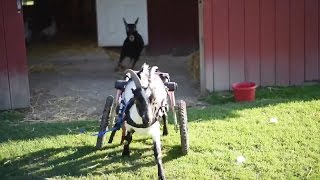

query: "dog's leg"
xmin=115 ymin=54 xmax=126 ymax=71
xmin=131 ymin=58 xmax=139 ymax=70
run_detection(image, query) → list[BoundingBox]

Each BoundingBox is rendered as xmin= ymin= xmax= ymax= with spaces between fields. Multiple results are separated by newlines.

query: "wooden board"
xmin=198 ymin=0 xmax=206 ymax=94
xmin=0 ymin=0 xmax=11 ymax=110
xmin=229 ymin=0 xmax=245 ymax=87
xmin=244 ymin=0 xmax=260 ymax=85
xmin=305 ymin=0 xmax=319 ymax=81
xmin=290 ymin=0 xmax=305 ymax=85
xmin=275 ymin=0 xmax=290 ymax=86
xmin=212 ymin=0 xmax=229 ymax=90
xmin=260 ymin=0 xmax=276 ymax=86
xmin=3 ymin=0 xmax=30 ymax=109
xmin=203 ymin=0 xmax=214 ymax=91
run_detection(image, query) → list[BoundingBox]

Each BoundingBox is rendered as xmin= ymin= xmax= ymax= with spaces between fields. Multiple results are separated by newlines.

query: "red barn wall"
xmin=203 ymin=0 xmax=320 ymax=91
xmin=0 ymin=0 xmax=30 ymax=110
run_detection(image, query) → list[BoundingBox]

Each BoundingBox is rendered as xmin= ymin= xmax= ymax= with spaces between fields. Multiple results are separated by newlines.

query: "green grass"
xmin=1 ymin=85 xmax=320 ymax=179
xmin=202 ymin=84 xmax=320 ymax=104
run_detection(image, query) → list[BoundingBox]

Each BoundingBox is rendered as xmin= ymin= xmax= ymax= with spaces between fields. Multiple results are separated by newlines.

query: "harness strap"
xmin=125 ymin=98 xmax=161 ymax=128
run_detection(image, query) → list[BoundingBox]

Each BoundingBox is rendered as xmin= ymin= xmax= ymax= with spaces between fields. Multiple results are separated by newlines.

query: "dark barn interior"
xmin=147 ymin=0 xmax=199 ymax=55
xmin=22 ymin=0 xmax=199 ymax=55
xmin=23 ymin=0 xmax=97 ymax=43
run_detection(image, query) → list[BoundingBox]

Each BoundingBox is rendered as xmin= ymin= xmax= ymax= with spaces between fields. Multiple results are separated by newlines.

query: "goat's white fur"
xmin=122 ymin=63 xmax=168 ymax=136
xmin=122 ymin=63 xmax=167 ymax=179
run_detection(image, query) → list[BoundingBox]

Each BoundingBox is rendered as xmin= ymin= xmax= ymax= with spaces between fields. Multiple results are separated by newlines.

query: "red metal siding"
xmin=275 ymin=0 xmax=290 ymax=86
xmin=229 ymin=0 xmax=245 ymax=87
xmin=203 ymin=0 xmax=320 ymax=91
xmin=0 ymin=0 xmax=11 ymax=109
xmin=203 ymin=0 xmax=214 ymax=91
xmin=244 ymin=0 xmax=260 ymax=84
xmin=305 ymin=0 xmax=319 ymax=81
xmin=212 ymin=0 xmax=229 ymax=90
xmin=290 ymin=0 xmax=305 ymax=85
xmin=260 ymin=0 xmax=276 ymax=86
xmin=0 ymin=0 xmax=30 ymax=110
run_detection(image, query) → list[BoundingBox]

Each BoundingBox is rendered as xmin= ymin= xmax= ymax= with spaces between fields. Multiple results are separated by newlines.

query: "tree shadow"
xmin=0 ymin=144 xmax=184 ymax=179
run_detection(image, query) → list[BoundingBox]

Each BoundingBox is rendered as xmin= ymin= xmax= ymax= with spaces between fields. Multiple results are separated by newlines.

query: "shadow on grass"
xmin=0 ymin=120 xmax=99 ymax=143
xmin=0 ymin=115 xmax=184 ymax=179
xmin=0 ymin=144 xmax=184 ymax=179
xmin=189 ymin=84 xmax=320 ymax=122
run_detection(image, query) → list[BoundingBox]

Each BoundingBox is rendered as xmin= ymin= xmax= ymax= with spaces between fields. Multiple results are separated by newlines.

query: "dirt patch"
xmin=26 ymin=40 xmax=202 ymax=121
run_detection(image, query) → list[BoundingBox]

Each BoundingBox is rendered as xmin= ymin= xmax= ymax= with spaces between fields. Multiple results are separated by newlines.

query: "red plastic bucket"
xmin=232 ymin=82 xmax=257 ymax=102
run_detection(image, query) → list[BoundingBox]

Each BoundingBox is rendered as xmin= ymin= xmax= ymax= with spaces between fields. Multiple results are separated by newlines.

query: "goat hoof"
xmin=163 ymin=131 xmax=168 ymax=136
xmin=122 ymin=150 xmax=130 ymax=157
xmin=159 ymin=175 xmax=166 ymax=180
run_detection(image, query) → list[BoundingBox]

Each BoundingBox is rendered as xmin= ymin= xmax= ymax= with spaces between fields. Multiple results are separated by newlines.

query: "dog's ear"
xmin=134 ymin=17 xmax=139 ymax=25
xmin=123 ymin=18 xmax=128 ymax=26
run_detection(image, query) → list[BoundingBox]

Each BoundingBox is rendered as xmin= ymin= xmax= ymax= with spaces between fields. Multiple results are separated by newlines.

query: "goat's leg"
xmin=162 ymin=115 xmax=168 ymax=136
xmin=122 ymin=130 xmax=134 ymax=156
xmin=152 ymin=130 xmax=166 ymax=180
xmin=108 ymin=123 xmax=119 ymax=143
xmin=120 ymin=121 xmax=127 ymax=144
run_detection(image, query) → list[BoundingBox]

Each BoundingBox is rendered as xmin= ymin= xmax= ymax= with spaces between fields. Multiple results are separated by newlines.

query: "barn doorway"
xmin=22 ymin=0 xmax=201 ymax=121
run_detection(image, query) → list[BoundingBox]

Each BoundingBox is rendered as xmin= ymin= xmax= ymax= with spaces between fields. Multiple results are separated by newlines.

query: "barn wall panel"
xmin=290 ymin=0 xmax=305 ymax=85
xmin=244 ymin=0 xmax=260 ymax=85
xmin=203 ymin=0 xmax=319 ymax=91
xmin=275 ymin=0 xmax=290 ymax=86
xmin=260 ymin=0 xmax=276 ymax=86
xmin=0 ymin=0 xmax=11 ymax=110
xmin=212 ymin=0 xmax=229 ymax=90
xmin=203 ymin=0 xmax=214 ymax=91
xmin=229 ymin=0 xmax=245 ymax=87
xmin=3 ymin=0 xmax=30 ymax=109
xmin=305 ymin=0 xmax=318 ymax=81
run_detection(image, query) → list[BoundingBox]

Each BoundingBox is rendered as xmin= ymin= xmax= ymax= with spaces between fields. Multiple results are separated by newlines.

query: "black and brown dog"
xmin=115 ymin=18 xmax=145 ymax=71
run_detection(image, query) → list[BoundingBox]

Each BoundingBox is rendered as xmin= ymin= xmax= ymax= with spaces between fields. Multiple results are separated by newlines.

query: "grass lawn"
xmin=1 ymin=84 xmax=320 ymax=179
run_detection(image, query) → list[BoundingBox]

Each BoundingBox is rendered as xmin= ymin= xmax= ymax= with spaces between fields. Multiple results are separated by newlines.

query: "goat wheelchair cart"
xmin=95 ymin=68 xmax=189 ymax=155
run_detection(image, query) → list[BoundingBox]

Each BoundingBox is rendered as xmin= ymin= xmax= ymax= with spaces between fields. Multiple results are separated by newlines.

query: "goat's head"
xmin=123 ymin=17 xmax=139 ymax=42
xmin=125 ymin=65 xmax=165 ymax=126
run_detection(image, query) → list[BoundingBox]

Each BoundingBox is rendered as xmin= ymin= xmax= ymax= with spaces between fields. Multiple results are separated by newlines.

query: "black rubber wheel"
xmin=177 ymin=100 xmax=189 ymax=155
xmin=96 ymin=95 xmax=114 ymax=149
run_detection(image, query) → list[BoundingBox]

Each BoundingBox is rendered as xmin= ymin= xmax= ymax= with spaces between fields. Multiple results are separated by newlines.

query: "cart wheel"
xmin=96 ymin=95 xmax=114 ymax=149
xmin=177 ymin=100 xmax=189 ymax=155
xmin=108 ymin=101 xmax=119 ymax=130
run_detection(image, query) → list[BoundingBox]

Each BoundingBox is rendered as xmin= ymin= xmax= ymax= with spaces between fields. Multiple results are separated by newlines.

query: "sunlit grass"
xmin=1 ymin=85 xmax=320 ymax=179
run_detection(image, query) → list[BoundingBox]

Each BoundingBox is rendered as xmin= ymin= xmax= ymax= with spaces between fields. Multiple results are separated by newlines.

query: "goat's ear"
xmin=135 ymin=17 xmax=139 ymax=25
xmin=123 ymin=18 xmax=128 ymax=26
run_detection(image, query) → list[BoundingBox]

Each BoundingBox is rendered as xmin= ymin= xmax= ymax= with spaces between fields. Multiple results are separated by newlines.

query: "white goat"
xmin=121 ymin=63 xmax=169 ymax=180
